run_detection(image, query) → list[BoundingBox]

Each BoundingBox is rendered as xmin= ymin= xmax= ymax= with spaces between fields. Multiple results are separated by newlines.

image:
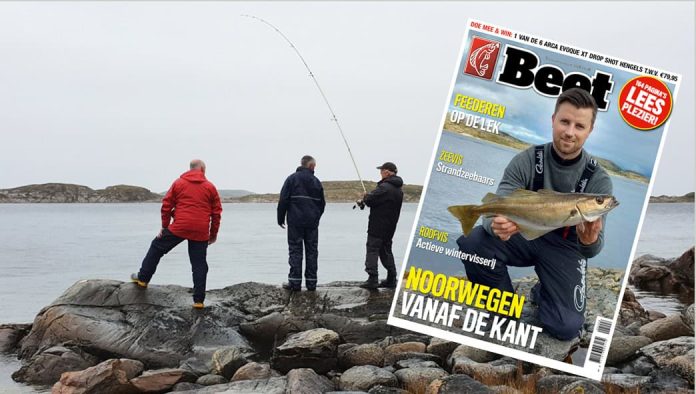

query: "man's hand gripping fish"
xmin=448 ymin=189 xmax=619 ymax=240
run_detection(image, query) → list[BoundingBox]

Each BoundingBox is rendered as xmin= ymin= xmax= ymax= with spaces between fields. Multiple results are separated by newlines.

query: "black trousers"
xmin=364 ymin=234 xmax=396 ymax=279
xmin=457 ymin=226 xmax=587 ymax=340
xmin=287 ymin=225 xmax=318 ymax=290
xmin=137 ymin=229 xmax=209 ymax=303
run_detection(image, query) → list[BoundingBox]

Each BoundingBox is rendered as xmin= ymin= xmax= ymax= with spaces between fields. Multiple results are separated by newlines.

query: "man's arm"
xmin=277 ymin=177 xmax=291 ymax=227
xmin=209 ymin=188 xmax=222 ymax=244
xmin=318 ymin=182 xmax=326 ymax=216
xmin=161 ymin=181 xmax=177 ymax=229
xmin=363 ymin=183 xmax=389 ymax=207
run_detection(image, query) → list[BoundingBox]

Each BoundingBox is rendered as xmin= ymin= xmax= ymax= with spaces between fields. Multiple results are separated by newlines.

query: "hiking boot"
xmin=282 ymin=282 xmax=301 ymax=292
xmin=359 ymin=276 xmax=379 ymax=289
xmin=192 ymin=302 xmax=205 ymax=309
xmin=130 ymin=273 xmax=147 ymax=289
xmin=378 ymin=279 xmax=397 ymax=289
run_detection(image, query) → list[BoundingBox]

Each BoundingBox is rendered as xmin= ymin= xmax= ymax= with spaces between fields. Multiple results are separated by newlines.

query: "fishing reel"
xmin=353 ymin=200 xmax=366 ymax=210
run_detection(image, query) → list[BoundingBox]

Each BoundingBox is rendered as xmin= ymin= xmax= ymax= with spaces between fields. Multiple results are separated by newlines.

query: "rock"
xmin=195 ymin=374 xmax=227 ymax=386
xmin=630 ymin=249 xmax=695 ymax=299
xmin=682 ymin=304 xmax=694 ymax=331
xmin=178 ymin=357 xmax=209 ymax=377
xmin=489 ymin=386 xmax=521 ymax=394
xmin=450 ymin=354 xmax=516 ymax=385
xmin=639 ymin=314 xmax=693 ymax=341
xmin=171 ymin=382 xmax=203 ymax=391
xmin=647 ymin=310 xmax=667 ymax=321
xmin=558 ymin=380 xmax=604 ymax=394
xmin=12 ymin=346 xmax=100 ymax=385
xmin=375 ymin=334 xmax=430 ymax=349
xmin=368 ymin=385 xmax=410 ymax=394
xmin=394 ymin=358 xmax=440 ymax=370
xmin=339 ymin=343 xmax=384 ymax=369
xmin=667 ymin=247 xmax=694 ymax=285
xmin=393 ymin=367 xmax=448 ymax=391
xmin=271 ymin=328 xmax=339 ymax=374
xmin=426 ymin=338 xmax=459 ymax=362
xmin=620 ymin=355 xmax=656 ymax=376
xmin=51 ymin=358 xmax=143 ymax=394
xmin=606 ymin=335 xmax=652 ymax=366
xmin=179 ymin=376 xmax=288 ymax=393
xmin=239 ymin=312 xmax=285 ymax=343
xmin=425 ymin=374 xmax=493 ymax=393
xmin=286 ymin=368 xmax=335 ymax=393
xmin=211 ymin=346 xmax=255 ymax=379
xmin=536 ymin=375 xmax=601 ymax=394
xmin=666 ymin=349 xmax=694 ymax=385
xmin=448 ymin=344 xmax=499 ymax=364
xmin=385 ymin=352 xmax=441 ymax=368
xmin=601 ymin=373 xmax=652 ymax=390
xmin=0 ymin=324 xmax=31 ymax=353
xmin=619 ymin=288 xmax=650 ymax=327
xmin=384 ymin=342 xmax=425 ymax=358
xmin=130 ymin=368 xmax=194 ymax=392
xmin=231 ymin=362 xmax=277 ymax=381
xmin=339 ymin=365 xmax=398 ymax=391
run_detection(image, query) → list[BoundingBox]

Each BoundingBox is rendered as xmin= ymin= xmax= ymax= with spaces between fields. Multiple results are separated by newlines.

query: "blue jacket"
xmin=277 ymin=167 xmax=326 ymax=228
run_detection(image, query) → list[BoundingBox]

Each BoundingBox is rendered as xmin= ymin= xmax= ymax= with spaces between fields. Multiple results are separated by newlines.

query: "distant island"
xmin=0 ymin=181 xmax=424 ymax=203
xmin=443 ymin=115 xmax=650 ymax=184
xmin=649 ymin=192 xmax=694 ymax=203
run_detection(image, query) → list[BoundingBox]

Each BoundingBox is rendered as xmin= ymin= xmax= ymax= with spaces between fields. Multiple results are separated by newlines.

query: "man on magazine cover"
xmin=277 ymin=155 xmax=326 ymax=292
xmin=457 ymin=88 xmax=612 ymax=340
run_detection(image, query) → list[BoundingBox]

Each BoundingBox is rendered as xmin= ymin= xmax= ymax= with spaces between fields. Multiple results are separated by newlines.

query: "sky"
xmin=0 ymin=2 xmax=693 ymax=195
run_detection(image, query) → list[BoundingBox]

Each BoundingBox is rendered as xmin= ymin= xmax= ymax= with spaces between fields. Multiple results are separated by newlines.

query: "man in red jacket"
xmin=131 ymin=159 xmax=222 ymax=309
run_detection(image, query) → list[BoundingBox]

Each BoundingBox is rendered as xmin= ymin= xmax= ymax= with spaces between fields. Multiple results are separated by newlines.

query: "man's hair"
xmin=190 ymin=159 xmax=206 ymax=170
xmin=554 ymin=88 xmax=598 ymax=125
xmin=301 ymin=155 xmax=315 ymax=167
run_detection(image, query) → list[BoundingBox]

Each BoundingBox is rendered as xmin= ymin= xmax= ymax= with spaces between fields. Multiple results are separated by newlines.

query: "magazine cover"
xmin=387 ymin=19 xmax=682 ymax=380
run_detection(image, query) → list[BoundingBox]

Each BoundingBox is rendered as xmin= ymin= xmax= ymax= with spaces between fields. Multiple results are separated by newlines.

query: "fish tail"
xmin=447 ymin=205 xmax=480 ymax=236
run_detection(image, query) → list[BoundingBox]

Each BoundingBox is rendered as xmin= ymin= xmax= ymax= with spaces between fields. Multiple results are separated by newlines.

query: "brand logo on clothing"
xmin=574 ymin=258 xmax=587 ymax=312
xmin=577 ymin=179 xmax=588 ymax=193
xmin=535 ymin=150 xmax=544 ymax=174
xmin=464 ymin=37 xmax=501 ymax=80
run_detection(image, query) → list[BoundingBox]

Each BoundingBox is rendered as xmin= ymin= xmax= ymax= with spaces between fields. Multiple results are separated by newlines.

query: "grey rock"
xmin=196 ymin=374 xmax=228 ymax=386
xmin=0 ymin=324 xmax=31 ymax=353
xmin=384 ymin=351 xmax=441 ymax=368
xmin=367 ymin=385 xmax=409 ymax=394
xmin=606 ymin=335 xmax=652 ymax=366
xmin=231 ymin=361 xmax=277 ymax=381
xmin=178 ymin=376 xmax=288 ymax=393
xmin=339 ymin=343 xmax=384 ymax=369
xmin=639 ymin=314 xmax=693 ymax=341
xmin=394 ymin=358 xmax=440 ymax=370
xmin=51 ymin=358 xmax=143 ymax=394
xmin=339 ymin=365 xmax=398 ymax=391
xmin=682 ymin=304 xmax=694 ymax=332
xmin=536 ymin=375 xmax=601 ymax=394
xmin=558 ymin=380 xmax=604 ymax=394
xmin=601 ymin=373 xmax=652 ymax=390
xmin=130 ymin=368 xmax=195 ymax=392
xmin=620 ymin=355 xmax=656 ymax=376
xmin=646 ymin=310 xmax=667 ymax=321
xmin=393 ymin=367 xmax=448 ymax=391
xmin=375 ymin=334 xmax=430 ymax=349
xmin=239 ymin=312 xmax=285 ymax=343
xmin=211 ymin=346 xmax=255 ymax=379
xmin=426 ymin=337 xmax=459 ymax=362
xmin=286 ymin=368 xmax=335 ymax=394
xmin=271 ymin=328 xmax=339 ymax=374
xmin=640 ymin=336 xmax=694 ymax=368
xmin=666 ymin=349 xmax=694 ymax=385
xmin=448 ymin=344 xmax=499 ymax=364
xmin=428 ymin=374 xmax=493 ymax=393
xmin=179 ymin=357 xmax=210 ymax=377
xmin=172 ymin=382 xmax=203 ymax=391
xmin=11 ymin=346 xmax=100 ymax=385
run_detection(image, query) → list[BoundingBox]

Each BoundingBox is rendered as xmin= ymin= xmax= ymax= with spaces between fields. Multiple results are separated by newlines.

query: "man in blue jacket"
xmin=278 ymin=155 xmax=326 ymax=291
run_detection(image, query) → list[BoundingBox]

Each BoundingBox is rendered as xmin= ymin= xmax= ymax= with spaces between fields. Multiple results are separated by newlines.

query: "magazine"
xmin=387 ymin=19 xmax=682 ymax=380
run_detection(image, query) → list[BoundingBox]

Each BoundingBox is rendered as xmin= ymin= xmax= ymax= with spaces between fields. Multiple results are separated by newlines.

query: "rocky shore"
xmin=1 ymin=249 xmax=693 ymax=393
xmin=0 ymin=184 xmax=161 ymax=203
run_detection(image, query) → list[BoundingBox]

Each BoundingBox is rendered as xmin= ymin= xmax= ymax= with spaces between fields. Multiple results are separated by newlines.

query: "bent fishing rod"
xmin=242 ymin=14 xmax=367 ymax=195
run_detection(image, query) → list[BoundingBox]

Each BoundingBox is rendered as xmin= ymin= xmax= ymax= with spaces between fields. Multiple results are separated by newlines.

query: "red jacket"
xmin=161 ymin=169 xmax=222 ymax=241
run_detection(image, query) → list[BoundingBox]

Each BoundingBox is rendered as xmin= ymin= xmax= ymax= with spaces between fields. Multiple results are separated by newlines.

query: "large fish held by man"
xmin=448 ymin=189 xmax=619 ymax=240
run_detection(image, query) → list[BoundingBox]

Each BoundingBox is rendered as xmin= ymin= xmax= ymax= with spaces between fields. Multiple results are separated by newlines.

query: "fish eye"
xmin=595 ymin=197 xmax=604 ymax=204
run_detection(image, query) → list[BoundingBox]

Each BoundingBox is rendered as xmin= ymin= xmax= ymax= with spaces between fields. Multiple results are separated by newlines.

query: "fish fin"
xmin=536 ymin=189 xmax=562 ymax=194
xmin=447 ymin=205 xmax=481 ymax=236
xmin=481 ymin=193 xmax=499 ymax=203
xmin=509 ymin=189 xmax=537 ymax=197
xmin=516 ymin=224 xmax=554 ymax=241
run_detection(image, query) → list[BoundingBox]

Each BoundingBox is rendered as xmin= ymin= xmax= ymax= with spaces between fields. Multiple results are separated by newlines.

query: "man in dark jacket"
xmin=277 ymin=155 xmax=326 ymax=291
xmin=358 ymin=162 xmax=404 ymax=289
xmin=131 ymin=159 xmax=222 ymax=309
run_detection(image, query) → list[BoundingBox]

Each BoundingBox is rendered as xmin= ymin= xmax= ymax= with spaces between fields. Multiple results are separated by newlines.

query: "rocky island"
xmin=1 ymin=248 xmax=693 ymax=393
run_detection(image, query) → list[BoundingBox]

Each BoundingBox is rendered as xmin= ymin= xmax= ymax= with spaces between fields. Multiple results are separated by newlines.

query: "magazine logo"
xmin=464 ymin=37 xmax=501 ymax=80
xmin=574 ymin=258 xmax=587 ymax=312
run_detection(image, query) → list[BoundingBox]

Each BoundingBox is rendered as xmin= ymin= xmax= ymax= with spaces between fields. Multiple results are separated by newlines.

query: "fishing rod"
xmin=241 ymin=14 xmax=367 ymax=195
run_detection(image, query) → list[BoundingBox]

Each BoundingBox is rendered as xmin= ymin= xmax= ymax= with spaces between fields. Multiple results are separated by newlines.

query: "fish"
xmin=469 ymin=42 xmax=500 ymax=77
xmin=447 ymin=189 xmax=619 ymax=240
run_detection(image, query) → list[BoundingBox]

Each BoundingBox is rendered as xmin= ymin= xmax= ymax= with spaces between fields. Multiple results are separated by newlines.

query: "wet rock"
xmin=448 ymin=344 xmax=499 ymax=364
xmin=12 ymin=346 xmax=100 ymax=385
xmin=211 ymin=345 xmax=255 ymax=379
xmin=0 ymin=323 xmax=31 ymax=353
xmin=394 ymin=358 xmax=440 ymax=370
xmin=286 ymin=368 xmax=334 ymax=393
xmin=393 ymin=367 xmax=448 ymax=391
xmin=601 ymin=373 xmax=652 ymax=390
xmin=195 ymin=374 xmax=227 ymax=386
xmin=558 ymin=380 xmax=604 ymax=394
xmin=130 ymin=368 xmax=195 ymax=392
xmin=426 ymin=374 xmax=493 ymax=393
xmin=426 ymin=338 xmax=459 ymax=362
xmin=339 ymin=343 xmax=384 ymax=369
xmin=449 ymin=354 xmax=516 ymax=385
xmin=51 ymin=358 xmax=143 ymax=394
xmin=271 ymin=328 xmax=339 ymax=374
xmin=230 ymin=361 xmax=277 ymax=381
xmin=606 ymin=335 xmax=652 ymax=366
xmin=639 ymin=314 xmax=693 ymax=341
xmin=339 ymin=365 xmax=398 ymax=391
xmin=172 ymin=382 xmax=203 ymax=391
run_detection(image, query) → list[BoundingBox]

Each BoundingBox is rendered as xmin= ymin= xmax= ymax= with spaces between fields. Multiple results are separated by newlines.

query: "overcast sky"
xmin=0 ymin=2 xmax=693 ymax=195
